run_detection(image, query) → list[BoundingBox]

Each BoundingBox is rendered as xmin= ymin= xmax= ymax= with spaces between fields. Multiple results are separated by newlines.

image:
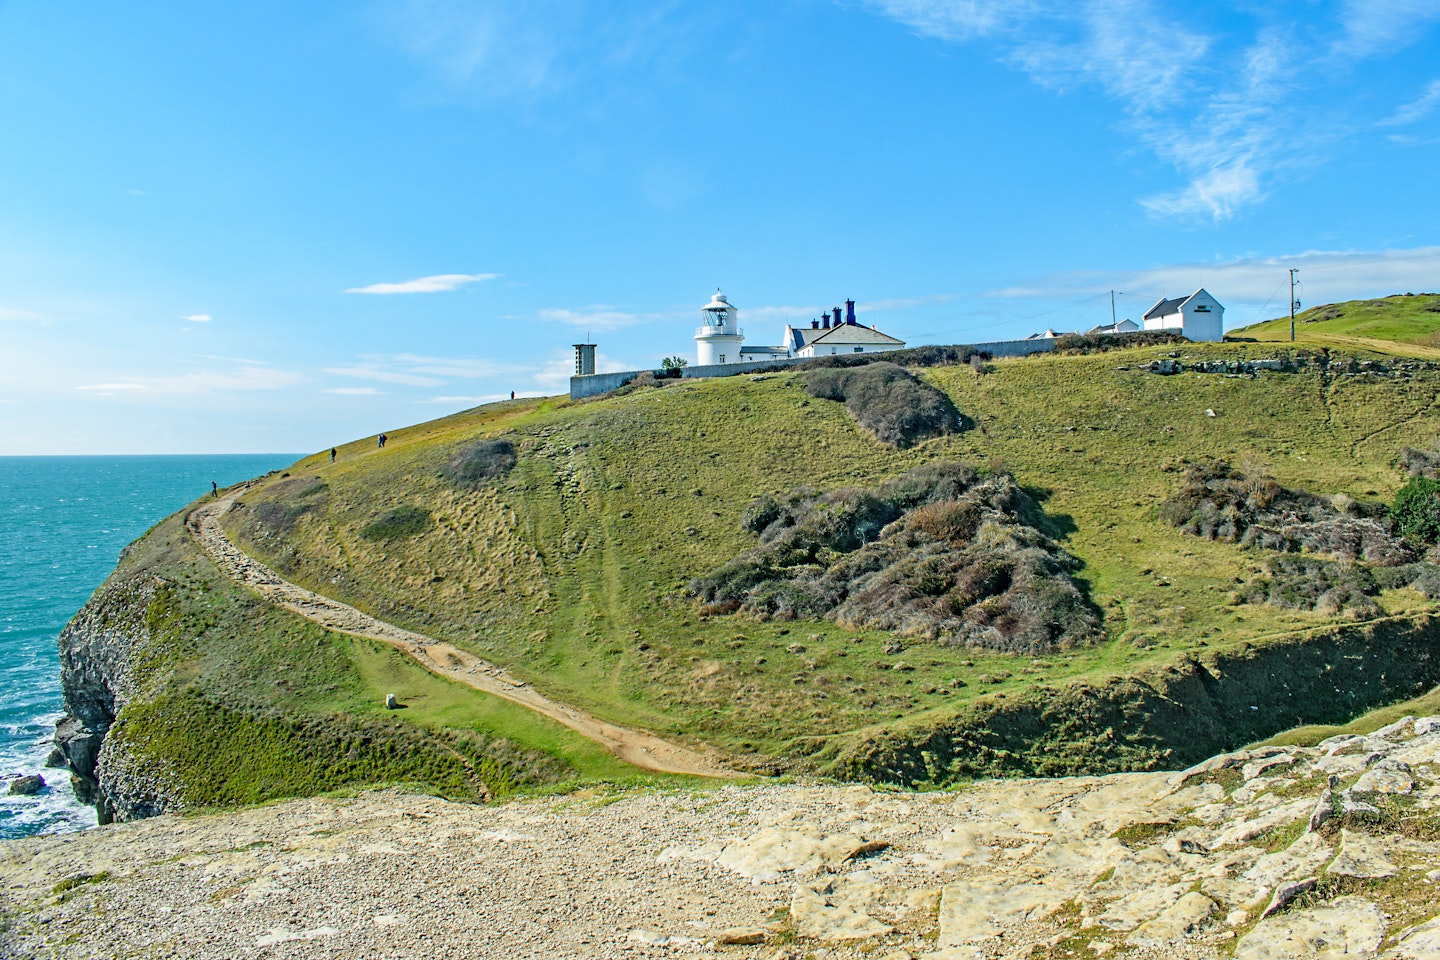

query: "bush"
xmin=804 ymin=362 xmax=960 ymax=448
xmin=690 ymin=463 xmax=1099 ymax=654
xmin=360 ymin=505 xmax=431 ymax=541
xmin=1234 ymin=555 xmax=1381 ymax=618
xmin=1393 ymin=477 xmax=1440 ymax=544
xmin=1052 ymin=331 xmax=1187 ymax=354
xmin=245 ymin=477 xmax=328 ymax=537
xmin=442 ymin=439 xmax=517 ymax=488
xmin=1161 ymin=460 xmax=1410 ymax=564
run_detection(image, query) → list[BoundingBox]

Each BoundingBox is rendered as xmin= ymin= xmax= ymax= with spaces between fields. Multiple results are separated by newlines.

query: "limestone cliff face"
xmin=54 ymin=573 xmax=171 ymax=824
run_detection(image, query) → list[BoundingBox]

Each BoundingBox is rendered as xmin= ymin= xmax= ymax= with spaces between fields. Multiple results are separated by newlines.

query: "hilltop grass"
xmin=1231 ymin=293 xmax=1440 ymax=356
xmin=220 ymin=334 xmax=1440 ymax=773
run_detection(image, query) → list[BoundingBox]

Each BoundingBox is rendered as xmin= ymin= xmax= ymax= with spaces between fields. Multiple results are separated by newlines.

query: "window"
xmin=854 ymin=347 xmax=864 ymax=353
xmin=831 ymin=348 xmax=837 ymax=354
xmin=718 ymin=354 xmax=726 ymax=364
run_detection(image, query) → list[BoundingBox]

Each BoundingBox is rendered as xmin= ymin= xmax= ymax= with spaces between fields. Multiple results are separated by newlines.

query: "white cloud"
xmin=0 ymin=307 xmax=47 ymax=323
xmin=76 ymin=363 xmax=303 ymax=396
xmin=864 ymin=0 xmax=1437 ymax=222
xmin=345 ymin=272 xmax=500 ymax=295
xmin=182 ymin=313 xmax=212 ymax=323
xmin=1333 ymin=0 xmax=1440 ymax=56
xmin=534 ymin=350 xmax=629 ymax=392
xmin=1381 ymin=78 xmax=1440 ymax=126
xmin=988 ymin=245 xmax=1440 ymax=325
xmin=325 ymin=364 xmax=443 ymax=386
xmin=537 ymin=306 xmax=645 ymax=331
xmin=324 ymin=387 xmax=386 ymax=395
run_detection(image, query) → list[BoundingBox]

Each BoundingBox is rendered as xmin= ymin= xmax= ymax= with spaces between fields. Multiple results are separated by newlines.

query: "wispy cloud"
xmin=534 ymin=349 xmax=629 ymax=392
xmin=345 ymin=272 xmax=500 ymax=295
xmin=1332 ymin=0 xmax=1440 ymax=56
xmin=1381 ymin=78 xmax=1440 ymax=126
xmin=990 ymin=245 xmax=1440 ymax=315
xmin=323 ymin=386 xmax=386 ymax=395
xmin=181 ymin=313 xmax=212 ymax=323
xmin=325 ymin=364 xmax=443 ymax=387
xmin=0 ymin=307 xmax=48 ymax=323
xmin=865 ymin=0 xmax=1437 ymax=222
xmin=76 ymin=363 xmax=303 ymax=396
xmin=537 ymin=306 xmax=647 ymax=331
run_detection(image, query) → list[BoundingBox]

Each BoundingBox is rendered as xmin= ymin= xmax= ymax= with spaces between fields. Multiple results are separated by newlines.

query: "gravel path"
xmin=186 ymin=496 xmax=736 ymax=780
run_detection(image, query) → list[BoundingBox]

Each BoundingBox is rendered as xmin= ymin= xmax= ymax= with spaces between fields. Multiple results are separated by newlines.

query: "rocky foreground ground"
xmin=7 ymin=717 xmax=1440 ymax=960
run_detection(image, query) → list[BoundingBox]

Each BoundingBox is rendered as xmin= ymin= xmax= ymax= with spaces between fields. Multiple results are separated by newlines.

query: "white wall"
xmin=697 ymin=334 xmax=744 ymax=366
xmin=1181 ymin=295 xmax=1224 ymax=342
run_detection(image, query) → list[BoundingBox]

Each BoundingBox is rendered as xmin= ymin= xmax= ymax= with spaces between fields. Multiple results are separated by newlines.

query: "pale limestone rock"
xmin=1234 ymin=896 xmax=1385 ymax=959
xmin=1242 ymin=831 xmax=1333 ymax=891
xmin=715 ymin=828 xmax=881 ymax=881
xmin=1308 ymin=789 xmax=1335 ymax=833
xmin=1313 ymin=752 xmax=1376 ymax=778
xmin=791 ymin=885 xmax=892 ymax=941
xmin=1261 ymin=877 xmax=1316 ymax=918
xmin=1241 ymin=753 xmax=1294 ymax=782
xmin=937 ymin=877 xmax=1068 ymax=944
xmin=715 ymin=927 xmax=767 ymax=945
xmin=1127 ymin=891 xmax=1217 ymax=946
xmin=1373 ymin=716 xmax=1415 ymax=740
xmin=1208 ymin=797 xmax=1312 ymax=849
xmin=1354 ymin=759 xmax=1415 ymax=795
xmin=1380 ymin=914 xmax=1440 ymax=959
xmin=1095 ymin=880 xmax=1190 ymax=932
xmin=1414 ymin=716 xmax=1440 ymax=737
xmin=1327 ymin=828 xmax=1398 ymax=879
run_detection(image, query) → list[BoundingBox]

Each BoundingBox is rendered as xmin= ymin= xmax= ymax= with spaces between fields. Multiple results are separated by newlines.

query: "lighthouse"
xmin=694 ymin=290 xmax=744 ymax=366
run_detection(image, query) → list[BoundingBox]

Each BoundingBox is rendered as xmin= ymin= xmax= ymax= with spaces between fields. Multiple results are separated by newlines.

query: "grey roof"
xmin=1144 ymin=296 xmax=1187 ymax=320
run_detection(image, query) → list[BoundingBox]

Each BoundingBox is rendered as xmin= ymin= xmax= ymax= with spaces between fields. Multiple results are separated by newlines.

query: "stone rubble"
xmin=7 ymin=716 xmax=1440 ymax=959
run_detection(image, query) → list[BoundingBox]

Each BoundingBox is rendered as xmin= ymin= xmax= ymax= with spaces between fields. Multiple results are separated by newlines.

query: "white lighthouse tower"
xmin=695 ymin=289 xmax=744 ymax=366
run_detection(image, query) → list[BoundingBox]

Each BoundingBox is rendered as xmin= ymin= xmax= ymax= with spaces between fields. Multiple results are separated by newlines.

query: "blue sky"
xmin=2 ymin=0 xmax=1439 ymax=454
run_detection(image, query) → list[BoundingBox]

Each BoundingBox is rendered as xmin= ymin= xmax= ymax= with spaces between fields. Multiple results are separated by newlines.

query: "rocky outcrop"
xmin=8 ymin=715 xmax=1440 ymax=958
xmin=52 ymin=575 xmax=161 ymax=824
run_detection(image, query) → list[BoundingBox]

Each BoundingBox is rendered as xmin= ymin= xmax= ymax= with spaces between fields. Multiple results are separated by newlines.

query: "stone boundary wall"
xmin=569 ymin=338 xmax=1058 ymax=400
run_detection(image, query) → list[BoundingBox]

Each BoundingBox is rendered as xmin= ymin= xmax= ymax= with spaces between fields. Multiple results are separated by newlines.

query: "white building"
xmin=694 ymin=291 xmax=745 ymax=366
xmin=696 ymin=292 xmax=905 ymax=366
xmin=1086 ymin=319 xmax=1140 ymax=335
xmin=1142 ymin=289 xmax=1224 ymax=342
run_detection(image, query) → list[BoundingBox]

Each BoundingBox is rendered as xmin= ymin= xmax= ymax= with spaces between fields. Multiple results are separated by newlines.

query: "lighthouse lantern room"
xmin=694 ymin=290 xmax=745 ymax=366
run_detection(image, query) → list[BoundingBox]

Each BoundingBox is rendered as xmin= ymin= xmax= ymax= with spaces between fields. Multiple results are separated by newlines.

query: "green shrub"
xmin=1392 ymin=476 xmax=1440 ymax=544
xmin=441 ymin=439 xmax=517 ymax=488
xmin=360 ymin=505 xmax=431 ymax=541
xmin=1052 ymin=331 xmax=1187 ymax=354
xmin=804 ymin=362 xmax=960 ymax=448
xmin=244 ymin=477 xmax=328 ymax=536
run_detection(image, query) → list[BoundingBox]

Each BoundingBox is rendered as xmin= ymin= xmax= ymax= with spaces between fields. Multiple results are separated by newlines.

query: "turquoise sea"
xmin=0 ymin=454 xmax=299 ymax=840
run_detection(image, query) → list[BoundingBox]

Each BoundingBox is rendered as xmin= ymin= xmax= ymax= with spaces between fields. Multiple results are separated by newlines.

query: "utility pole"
xmin=1289 ymin=269 xmax=1299 ymax=342
xmin=1111 ymin=290 xmax=1117 ymax=329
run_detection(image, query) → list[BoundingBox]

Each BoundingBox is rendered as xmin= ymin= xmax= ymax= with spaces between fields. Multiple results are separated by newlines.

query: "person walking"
xmin=211 ymin=480 xmax=218 ymax=498
xmin=330 ymin=447 xmax=337 ymax=463
xmin=378 ymin=433 xmax=387 ymax=448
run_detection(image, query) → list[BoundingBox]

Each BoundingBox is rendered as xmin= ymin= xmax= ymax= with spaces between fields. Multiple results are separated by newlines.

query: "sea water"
xmin=0 ymin=454 xmax=299 ymax=840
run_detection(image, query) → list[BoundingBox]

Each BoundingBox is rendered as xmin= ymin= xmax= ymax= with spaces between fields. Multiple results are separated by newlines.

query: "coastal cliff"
xmin=53 ymin=573 xmax=169 ymax=824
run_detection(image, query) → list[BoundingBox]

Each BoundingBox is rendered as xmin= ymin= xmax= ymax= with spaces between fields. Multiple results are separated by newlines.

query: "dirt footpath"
xmin=186 ymin=497 xmax=736 ymax=779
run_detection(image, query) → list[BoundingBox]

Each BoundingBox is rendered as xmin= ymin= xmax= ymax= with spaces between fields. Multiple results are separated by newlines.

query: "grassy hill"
xmin=69 ymin=296 xmax=1440 ymax=812
xmin=1230 ymin=292 xmax=1440 ymax=357
xmin=174 ymin=312 xmax=1440 ymax=793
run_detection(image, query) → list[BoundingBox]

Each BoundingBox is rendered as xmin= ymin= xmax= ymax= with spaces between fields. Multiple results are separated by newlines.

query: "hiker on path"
xmin=211 ymin=481 xmax=218 ymax=498
xmin=330 ymin=447 xmax=337 ymax=463
xmin=378 ymin=433 xmax=387 ymax=448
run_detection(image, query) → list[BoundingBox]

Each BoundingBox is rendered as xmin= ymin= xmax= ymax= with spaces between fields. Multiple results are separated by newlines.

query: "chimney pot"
xmin=832 ymin=307 xmax=842 ymax=327
xmin=822 ymin=315 xmax=830 ymax=329
xmin=811 ymin=320 xmax=819 ymax=329
xmin=846 ymin=299 xmax=856 ymax=325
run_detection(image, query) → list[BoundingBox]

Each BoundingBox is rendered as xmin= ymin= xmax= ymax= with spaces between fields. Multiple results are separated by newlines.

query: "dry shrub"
xmin=246 ymin=477 xmax=328 ymax=537
xmin=442 ymin=439 xmax=517 ymax=488
xmin=1052 ymin=331 xmax=1187 ymax=354
xmin=804 ymin=362 xmax=960 ymax=448
xmin=690 ymin=462 xmax=1099 ymax=654
xmin=1160 ymin=460 xmax=1410 ymax=564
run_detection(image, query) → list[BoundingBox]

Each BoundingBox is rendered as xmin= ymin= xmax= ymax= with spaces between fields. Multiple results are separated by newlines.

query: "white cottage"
xmin=1142 ymin=289 xmax=1224 ymax=342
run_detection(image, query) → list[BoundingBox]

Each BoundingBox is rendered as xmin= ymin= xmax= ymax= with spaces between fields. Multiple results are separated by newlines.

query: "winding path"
xmin=186 ymin=496 xmax=737 ymax=779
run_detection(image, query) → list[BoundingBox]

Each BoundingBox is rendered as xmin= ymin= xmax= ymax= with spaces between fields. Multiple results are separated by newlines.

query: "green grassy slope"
xmin=1231 ymin=292 xmax=1440 ymax=357
xmin=218 ymin=328 xmax=1440 ymax=782
xmin=91 ymin=507 xmax=682 ymax=813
